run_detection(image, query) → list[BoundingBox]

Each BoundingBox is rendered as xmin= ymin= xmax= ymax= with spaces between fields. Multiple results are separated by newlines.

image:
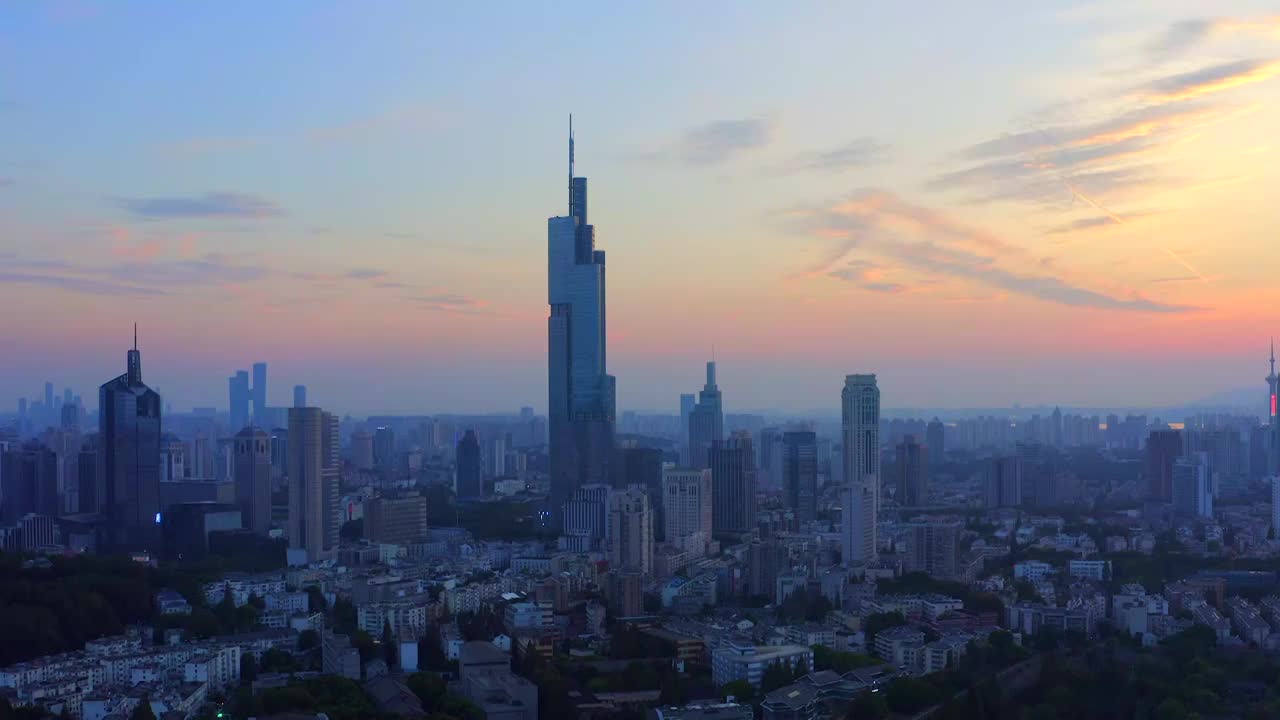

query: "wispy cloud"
xmin=117 ymin=192 xmax=284 ymax=220
xmin=1148 ymin=16 xmax=1280 ymax=59
xmin=643 ymin=118 xmax=773 ymax=166
xmin=411 ymin=293 xmax=491 ymax=314
xmin=345 ymin=269 xmax=387 ymax=280
xmin=1143 ymin=59 xmax=1280 ymax=102
xmin=788 ymin=189 xmax=1197 ymax=314
xmin=0 ymin=271 xmax=170 ymax=297
xmin=780 ymin=138 xmax=890 ymax=173
xmin=1043 ymin=211 xmax=1156 ymax=236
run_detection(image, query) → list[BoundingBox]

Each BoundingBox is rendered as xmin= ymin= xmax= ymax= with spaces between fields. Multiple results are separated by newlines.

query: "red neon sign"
xmin=1273 ymin=394 xmax=1277 ymax=418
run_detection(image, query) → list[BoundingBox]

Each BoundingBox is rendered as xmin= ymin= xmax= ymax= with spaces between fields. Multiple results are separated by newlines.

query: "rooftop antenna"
xmin=133 ymin=322 xmax=138 ymax=350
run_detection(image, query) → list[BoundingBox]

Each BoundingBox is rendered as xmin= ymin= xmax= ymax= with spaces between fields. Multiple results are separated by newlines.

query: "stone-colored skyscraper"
xmin=688 ymin=361 xmax=724 ymax=469
xmin=662 ymin=467 xmax=712 ymax=555
xmin=548 ymin=119 xmax=615 ymax=529
xmin=288 ymin=407 xmax=339 ymax=562
xmin=607 ymin=486 xmax=652 ymax=576
xmin=841 ymin=374 xmax=880 ymax=565
xmin=99 ymin=327 xmax=161 ymax=550
xmin=234 ymin=426 xmax=272 ymax=535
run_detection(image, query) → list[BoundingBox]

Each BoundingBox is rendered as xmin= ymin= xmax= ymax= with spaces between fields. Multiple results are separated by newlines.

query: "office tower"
xmin=985 ymin=456 xmax=1023 ymax=508
xmin=365 ymin=492 xmax=429 ymax=546
xmin=487 ymin=435 xmax=508 ymax=478
xmin=1146 ymin=430 xmax=1183 ymax=502
xmin=228 ymin=370 xmax=250 ymax=433
xmin=747 ymin=540 xmax=789 ymax=598
xmin=251 ymin=362 xmax=267 ymax=422
xmin=1172 ymin=452 xmax=1214 ymax=519
xmin=1050 ymin=407 xmax=1063 ymax=448
xmin=612 ymin=446 xmax=663 ymax=538
xmin=841 ymin=374 xmax=880 ymax=561
xmin=688 ymin=361 xmax=725 ymax=469
xmin=373 ymin=426 xmax=396 ymax=476
xmin=234 ymin=427 xmax=272 ymax=535
xmin=562 ymin=484 xmax=612 ymax=552
xmin=662 ymin=468 xmax=712 ymax=555
xmin=841 ymin=482 xmax=875 ymax=567
xmin=456 ymin=429 xmax=482 ymax=499
xmin=608 ymin=569 xmax=644 ymax=618
xmin=78 ymin=437 xmax=98 ymax=515
xmin=905 ymin=517 xmax=962 ymax=580
xmin=1016 ymin=442 xmax=1048 ymax=507
xmin=758 ymin=426 xmax=782 ymax=491
xmin=60 ymin=402 xmax=79 ymax=433
xmin=293 ymin=385 xmax=307 ymax=409
xmin=782 ymin=431 xmax=817 ymax=523
xmin=99 ymin=328 xmax=162 ymax=550
xmin=351 ymin=431 xmax=374 ymax=470
xmin=288 ymin=407 xmax=339 ymax=562
xmin=1 ymin=441 xmax=59 ymax=522
xmin=1269 ymin=343 xmax=1279 ymax=475
xmin=926 ymin=418 xmax=945 ymax=466
xmin=895 ymin=435 xmax=928 ymax=506
xmin=607 ymin=486 xmax=652 ymax=575
xmin=547 ymin=120 xmax=616 ymax=530
xmin=710 ymin=431 xmax=757 ymax=537
xmin=680 ymin=394 xmax=696 ymax=456
xmin=159 ymin=434 xmax=186 ymax=483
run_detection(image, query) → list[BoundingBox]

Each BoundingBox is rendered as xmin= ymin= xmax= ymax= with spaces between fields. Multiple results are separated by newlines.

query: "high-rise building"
xmin=612 ymin=446 xmax=663 ymax=538
xmin=1272 ymin=477 xmax=1280 ymax=540
xmin=288 ymin=407 xmax=340 ymax=562
xmin=1 ymin=441 xmax=59 ymax=522
xmin=562 ymin=484 xmax=611 ymax=552
xmin=44 ymin=382 xmax=53 ymax=421
xmin=251 ymin=362 xmax=268 ymax=423
xmin=1268 ymin=342 xmax=1279 ymax=476
xmin=548 ymin=119 xmax=616 ymax=531
xmin=351 ymin=431 xmax=374 ymax=471
xmin=293 ymin=385 xmax=307 ymax=409
xmin=228 ymin=370 xmax=250 ymax=433
xmin=841 ymin=483 xmax=875 ymax=567
xmin=758 ymin=427 xmax=782 ymax=491
xmin=680 ymin=394 xmax=696 ymax=458
xmin=688 ymin=361 xmax=724 ymax=469
xmin=710 ymin=431 xmax=757 ymax=538
xmin=1172 ymin=452 xmax=1214 ymax=519
xmin=365 ymin=492 xmax=429 ymax=546
xmin=841 ymin=374 xmax=880 ymax=562
xmin=782 ymin=431 xmax=817 ymax=523
xmin=608 ymin=485 xmax=652 ymax=575
xmin=662 ymin=467 xmax=712 ymax=555
xmin=926 ymin=418 xmax=945 ymax=466
xmin=985 ymin=456 xmax=1023 ymax=508
xmin=99 ymin=328 xmax=162 ymax=550
xmin=456 ymin=430 xmax=482 ymax=499
xmin=895 ymin=435 xmax=928 ymax=506
xmin=373 ymin=426 xmax=396 ymax=477
xmin=159 ymin=434 xmax=186 ymax=483
xmin=234 ymin=426 xmax=272 ymax=535
xmin=1146 ymin=430 xmax=1183 ymax=502
xmin=905 ymin=517 xmax=962 ymax=580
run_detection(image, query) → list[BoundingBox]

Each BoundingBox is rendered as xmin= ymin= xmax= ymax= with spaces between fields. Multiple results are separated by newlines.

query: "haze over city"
xmin=4 ymin=2 xmax=1279 ymax=414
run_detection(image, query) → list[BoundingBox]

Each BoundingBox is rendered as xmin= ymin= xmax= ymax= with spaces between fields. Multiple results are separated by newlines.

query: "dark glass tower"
xmin=98 ymin=326 xmax=162 ymax=550
xmin=782 ymin=431 xmax=817 ymax=523
xmin=548 ymin=117 xmax=615 ymax=529
xmin=688 ymin=361 xmax=724 ymax=469
xmin=456 ymin=429 xmax=482 ymax=499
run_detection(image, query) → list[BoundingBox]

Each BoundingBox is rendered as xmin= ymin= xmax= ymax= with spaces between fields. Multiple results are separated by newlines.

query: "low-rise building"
xmin=712 ymin=640 xmax=813 ymax=688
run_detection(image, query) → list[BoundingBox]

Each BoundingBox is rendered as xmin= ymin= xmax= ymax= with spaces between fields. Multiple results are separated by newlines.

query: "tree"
xmin=863 ymin=612 xmax=907 ymax=643
xmin=332 ymin=598 xmax=357 ymax=635
xmin=886 ymin=678 xmax=942 ymax=715
xmin=240 ymin=653 xmax=259 ymax=684
xmin=129 ymin=697 xmax=157 ymax=720
xmin=298 ymin=629 xmax=319 ymax=652
xmin=847 ymin=691 xmax=889 ymax=720
xmin=1154 ymin=698 xmax=1191 ymax=720
xmin=340 ymin=518 xmax=363 ymax=541
xmin=304 ymin=585 xmax=328 ymax=612
xmin=382 ymin=620 xmax=397 ymax=668
xmin=761 ymin=661 xmax=794 ymax=693
xmin=721 ymin=680 xmax=755 ymax=704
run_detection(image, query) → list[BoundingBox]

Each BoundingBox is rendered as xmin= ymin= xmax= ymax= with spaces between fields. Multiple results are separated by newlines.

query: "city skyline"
xmin=3 ymin=3 xmax=1280 ymax=414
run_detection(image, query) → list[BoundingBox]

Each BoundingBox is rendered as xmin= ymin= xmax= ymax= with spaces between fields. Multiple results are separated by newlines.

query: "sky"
xmin=2 ymin=1 xmax=1279 ymax=416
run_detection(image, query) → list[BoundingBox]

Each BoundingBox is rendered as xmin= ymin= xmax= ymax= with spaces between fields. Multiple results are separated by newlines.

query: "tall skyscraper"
xmin=1172 ymin=452 xmax=1213 ymax=519
xmin=985 ymin=456 xmax=1023 ymax=508
xmin=688 ymin=361 xmax=725 ymax=469
xmin=251 ymin=362 xmax=268 ymax=423
xmin=228 ymin=370 xmax=250 ymax=433
xmin=679 ymin=394 xmax=696 ymax=458
xmin=1268 ymin=342 xmax=1278 ymax=476
xmin=455 ymin=429 xmax=482 ymax=499
xmin=926 ymin=418 xmax=945 ymax=466
xmin=782 ymin=431 xmax=817 ymax=523
xmin=351 ymin=431 xmax=374 ymax=470
xmin=373 ymin=426 xmax=396 ymax=477
xmin=1 ymin=441 xmax=59 ymax=522
xmin=1146 ymin=430 xmax=1183 ymax=502
xmin=895 ymin=435 xmax=928 ymax=506
xmin=293 ymin=384 xmax=307 ymax=409
xmin=287 ymin=407 xmax=339 ymax=562
xmin=710 ymin=431 xmax=758 ymax=538
xmin=841 ymin=374 xmax=880 ymax=563
xmin=612 ymin=446 xmax=663 ymax=538
xmin=905 ymin=517 xmax=962 ymax=580
xmin=99 ymin=328 xmax=162 ymax=550
xmin=234 ymin=426 xmax=272 ymax=535
xmin=607 ymin=486 xmax=653 ymax=575
xmin=662 ymin=468 xmax=712 ymax=555
xmin=562 ymin=484 xmax=612 ymax=552
xmin=548 ymin=118 xmax=616 ymax=529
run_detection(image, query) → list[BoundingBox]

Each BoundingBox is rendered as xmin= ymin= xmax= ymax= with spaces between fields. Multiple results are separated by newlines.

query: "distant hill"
xmin=1187 ymin=386 xmax=1269 ymax=410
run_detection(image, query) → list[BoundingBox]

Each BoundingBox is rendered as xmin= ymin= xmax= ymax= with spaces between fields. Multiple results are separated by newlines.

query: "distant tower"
xmin=234 ymin=427 xmax=272 ymax=535
xmin=251 ymin=362 xmax=268 ymax=423
xmin=293 ymin=384 xmax=307 ymax=409
xmin=456 ymin=430 xmax=482 ymax=499
xmin=228 ymin=370 xmax=250 ymax=432
xmin=287 ymin=407 xmax=339 ymax=562
xmin=99 ymin=325 xmax=162 ymax=551
xmin=688 ymin=361 xmax=724 ymax=469
xmin=1268 ymin=341 xmax=1279 ymax=475
xmin=842 ymin=374 xmax=880 ymax=565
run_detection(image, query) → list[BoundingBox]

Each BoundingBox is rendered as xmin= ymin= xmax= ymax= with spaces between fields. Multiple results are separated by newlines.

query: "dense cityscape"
xmin=3 ymin=125 xmax=1280 ymax=720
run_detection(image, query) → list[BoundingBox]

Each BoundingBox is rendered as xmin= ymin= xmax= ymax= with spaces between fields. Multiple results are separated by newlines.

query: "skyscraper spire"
xmin=133 ymin=322 xmax=138 ymax=351
xmin=568 ymin=113 xmax=575 ymax=215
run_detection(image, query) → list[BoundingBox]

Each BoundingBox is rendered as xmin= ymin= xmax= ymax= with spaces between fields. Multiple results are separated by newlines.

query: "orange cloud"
xmin=1146 ymin=59 xmax=1280 ymax=102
